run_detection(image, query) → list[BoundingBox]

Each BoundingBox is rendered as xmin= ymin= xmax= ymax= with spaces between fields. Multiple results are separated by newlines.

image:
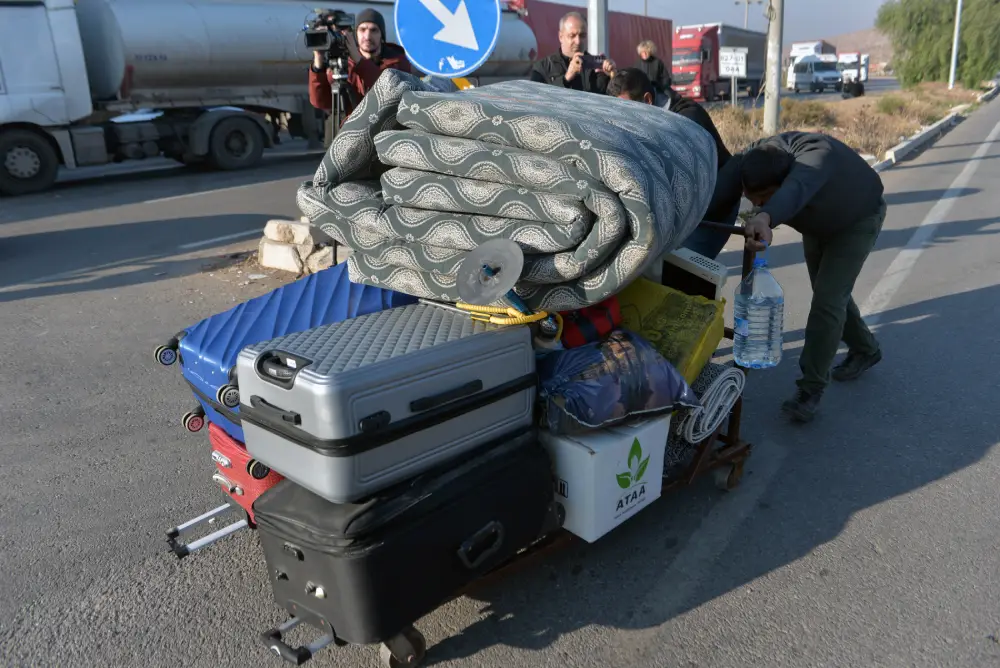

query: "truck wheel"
xmin=0 ymin=128 xmax=59 ymax=196
xmin=207 ymin=116 xmax=265 ymax=171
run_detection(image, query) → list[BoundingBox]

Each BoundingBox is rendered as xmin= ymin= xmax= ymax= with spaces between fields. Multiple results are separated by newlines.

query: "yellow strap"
xmin=451 ymin=77 xmax=474 ymax=90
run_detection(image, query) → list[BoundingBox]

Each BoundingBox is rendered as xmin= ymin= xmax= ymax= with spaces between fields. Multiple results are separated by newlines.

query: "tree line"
xmin=877 ymin=0 xmax=1000 ymax=88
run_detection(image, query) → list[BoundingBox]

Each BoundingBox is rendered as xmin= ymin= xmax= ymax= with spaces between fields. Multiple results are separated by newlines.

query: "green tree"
xmin=877 ymin=0 xmax=1000 ymax=89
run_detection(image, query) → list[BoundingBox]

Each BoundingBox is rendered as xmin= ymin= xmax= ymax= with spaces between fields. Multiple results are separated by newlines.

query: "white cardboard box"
xmin=539 ymin=415 xmax=670 ymax=543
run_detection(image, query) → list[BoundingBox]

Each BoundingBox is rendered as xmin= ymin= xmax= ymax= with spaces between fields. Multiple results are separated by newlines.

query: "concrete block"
xmin=264 ymin=219 xmax=314 ymax=245
xmin=304 ymin=245 xmax=334 ymax=274
xmin=258 ymin=238 xmax=304 ymax=274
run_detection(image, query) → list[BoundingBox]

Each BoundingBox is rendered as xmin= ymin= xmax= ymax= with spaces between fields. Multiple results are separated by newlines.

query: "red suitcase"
xmin=166 ymin=422 xmax=284 ymax=559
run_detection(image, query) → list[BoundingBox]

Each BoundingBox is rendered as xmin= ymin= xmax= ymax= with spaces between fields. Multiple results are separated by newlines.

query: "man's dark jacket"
xmin=529 ymin=53 xmax=610 ymax=94
xmin=706 ymin=131 xmax=885 ymax=236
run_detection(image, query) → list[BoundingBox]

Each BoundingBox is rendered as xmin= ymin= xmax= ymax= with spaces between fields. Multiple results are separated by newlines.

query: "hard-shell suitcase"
xmin=236 ymin=303 xmax=537 ymax=503
xmin=165 ymin=421 xmax=285 ymax=559
xmin=153 ymin=262 xmax=416 ymax=441
xmin=253 ymin=428 xmax=560 ymax=666
xmin=207 ymin=421 xmax=283 ymax=523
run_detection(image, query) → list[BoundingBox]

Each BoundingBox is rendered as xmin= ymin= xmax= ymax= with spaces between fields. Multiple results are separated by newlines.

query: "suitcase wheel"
xmin=379 ymin=626 xmax=426 ymax=668
xmin=182 ymin=410 xmax=205 ymax=433
xmin=153 ymin=344 xmax=178 ymax=366
xmin=217 ymin=384 xmax=240 ymax=409
xmin=247 ymin=459 xmax=271 ymax=480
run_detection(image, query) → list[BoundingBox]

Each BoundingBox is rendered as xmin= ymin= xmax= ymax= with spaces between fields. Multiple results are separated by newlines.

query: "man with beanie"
xmin=309 ymin=9 xmax=411 ymax=129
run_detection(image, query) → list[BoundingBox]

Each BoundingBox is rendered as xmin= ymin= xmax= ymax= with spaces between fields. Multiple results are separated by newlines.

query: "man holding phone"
xmin=529 ymin=11 xmax=616 ymax=93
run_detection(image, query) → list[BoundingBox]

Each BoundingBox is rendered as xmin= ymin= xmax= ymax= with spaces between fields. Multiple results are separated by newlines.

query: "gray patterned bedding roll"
xmin=296 ymin=69 xmax=718 ymax=311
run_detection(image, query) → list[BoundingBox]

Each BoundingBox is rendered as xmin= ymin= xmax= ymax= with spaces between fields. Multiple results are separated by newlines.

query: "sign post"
xmin=719 ymin=46 xmax=748 ymax=108
xmin=395 ymin=0 xmax=501 ymax=79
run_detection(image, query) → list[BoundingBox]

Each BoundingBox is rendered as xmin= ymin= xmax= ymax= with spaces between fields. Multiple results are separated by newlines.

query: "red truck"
xmin=672 ymin=23 xmax=767 ymax=102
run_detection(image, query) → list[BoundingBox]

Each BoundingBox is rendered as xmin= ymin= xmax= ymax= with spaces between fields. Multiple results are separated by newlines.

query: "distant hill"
xmin=783 ymin=28 xmax=894 ymax=65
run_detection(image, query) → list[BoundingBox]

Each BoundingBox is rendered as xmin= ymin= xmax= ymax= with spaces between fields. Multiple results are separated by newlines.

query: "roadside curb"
xmin=874 ymin=81 xmax=999 ymax=173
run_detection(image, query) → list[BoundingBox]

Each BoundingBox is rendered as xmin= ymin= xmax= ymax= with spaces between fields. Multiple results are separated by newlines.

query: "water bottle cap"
xmin=753 ymin=257 xmax=768 ymax=268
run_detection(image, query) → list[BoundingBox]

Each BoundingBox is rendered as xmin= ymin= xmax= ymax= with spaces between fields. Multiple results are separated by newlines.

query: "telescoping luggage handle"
xmin=254 ymin=350 xmax=313 ymax=390
xmin=259 ymin=617 xmax=336 ymax=665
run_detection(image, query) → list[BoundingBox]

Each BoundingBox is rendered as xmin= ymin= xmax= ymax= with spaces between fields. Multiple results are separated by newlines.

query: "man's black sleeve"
xmin=674 ymin=102 xmax=733 ymax=166
xmin=593 ymin=70 xmax=611 ymax=94
xmin=703 ymin=154 xmax=745 ymax=222
xmin=759 ymin=135 xmax=835 ymax=226
xmin=529 ymin=62 xmax=548 ymax=84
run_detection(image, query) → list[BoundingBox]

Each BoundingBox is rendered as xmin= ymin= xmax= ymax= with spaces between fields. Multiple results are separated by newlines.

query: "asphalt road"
xmin=1 ymin=92 xmax=999 ymax=668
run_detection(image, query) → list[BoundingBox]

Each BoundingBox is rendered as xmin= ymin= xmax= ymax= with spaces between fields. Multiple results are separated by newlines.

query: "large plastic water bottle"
xmin=733 ymin=256 xmax=784 ymax=369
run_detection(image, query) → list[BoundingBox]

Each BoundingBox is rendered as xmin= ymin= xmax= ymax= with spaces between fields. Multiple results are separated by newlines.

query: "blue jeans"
xmin=682 ymin=202 xmax=741 ymax=260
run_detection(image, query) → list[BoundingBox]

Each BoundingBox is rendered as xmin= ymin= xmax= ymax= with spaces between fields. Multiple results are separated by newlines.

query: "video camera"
xmin=303 ymin=8 xmax=356 ymax=61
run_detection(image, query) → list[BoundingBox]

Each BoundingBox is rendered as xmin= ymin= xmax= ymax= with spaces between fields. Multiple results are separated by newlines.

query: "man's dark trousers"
xmin=798 ymin=197 xmax=886 ymax=393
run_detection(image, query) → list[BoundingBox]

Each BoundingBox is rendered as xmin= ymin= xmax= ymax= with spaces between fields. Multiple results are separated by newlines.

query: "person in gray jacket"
xmin=707 ymin=132 xmax=887 ymax=423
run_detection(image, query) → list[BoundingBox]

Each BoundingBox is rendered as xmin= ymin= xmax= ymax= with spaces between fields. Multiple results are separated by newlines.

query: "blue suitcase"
xmin=153 ymin=262 xmax=417 ymax=440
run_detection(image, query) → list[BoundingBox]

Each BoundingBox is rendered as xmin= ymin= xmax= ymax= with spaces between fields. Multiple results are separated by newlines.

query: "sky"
xmin=656 ymin=0 xmax=890 ymax=41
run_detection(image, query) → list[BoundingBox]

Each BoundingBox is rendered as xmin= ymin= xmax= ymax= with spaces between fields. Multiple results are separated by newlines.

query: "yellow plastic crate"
xmin=617 ymin=277 xmax=725 ymax=384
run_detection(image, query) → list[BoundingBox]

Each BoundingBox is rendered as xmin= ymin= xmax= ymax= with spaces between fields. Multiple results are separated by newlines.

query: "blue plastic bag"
xmin=538 ymin=329 xmax=701 ymax=435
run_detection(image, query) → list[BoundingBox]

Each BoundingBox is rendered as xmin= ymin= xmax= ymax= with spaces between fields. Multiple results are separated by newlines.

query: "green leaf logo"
xmin=616 ymin=472 xmax=632 ymax=489
xmin=635 ymin=455 xmax=650 ymax=483
xmin=628 ymin=438 xmax=643 ymax=470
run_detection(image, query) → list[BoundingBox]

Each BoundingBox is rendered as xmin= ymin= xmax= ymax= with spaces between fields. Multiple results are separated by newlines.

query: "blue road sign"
xmin=395 ymin=0 xmax=501 ymax=79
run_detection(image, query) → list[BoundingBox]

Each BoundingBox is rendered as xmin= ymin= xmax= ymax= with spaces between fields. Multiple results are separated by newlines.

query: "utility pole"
xmin=763 ymin=0 xmax=783 ymax=134
xmin=588 ymin=0 xmax=609 ymax=57
xmin=948 ymin=0 xmax=964 ymax=90
xmin=735 ymin=0 xmax=762 ymax=29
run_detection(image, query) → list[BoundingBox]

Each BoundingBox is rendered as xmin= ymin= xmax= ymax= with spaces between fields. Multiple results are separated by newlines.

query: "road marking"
xmin=861 ymin=117 xmax=1000 ymax=326
xmin=177 ymin=229 xmax=261 ymax=250
xmin=143 ymin=182 xmax=259 ymax=204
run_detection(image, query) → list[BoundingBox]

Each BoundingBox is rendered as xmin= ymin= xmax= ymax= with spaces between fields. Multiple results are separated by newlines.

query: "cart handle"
xmin=696 ymin=221 xmax=758 ymax=278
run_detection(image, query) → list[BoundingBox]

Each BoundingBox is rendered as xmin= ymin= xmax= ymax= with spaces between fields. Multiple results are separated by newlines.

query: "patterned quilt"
xmin=297 ymin=69 xmax=718 ymax=311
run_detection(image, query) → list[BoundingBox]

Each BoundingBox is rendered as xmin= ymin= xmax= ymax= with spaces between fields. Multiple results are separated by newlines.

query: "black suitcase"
xmin=253 ymin=427 xmax=561 ymax=666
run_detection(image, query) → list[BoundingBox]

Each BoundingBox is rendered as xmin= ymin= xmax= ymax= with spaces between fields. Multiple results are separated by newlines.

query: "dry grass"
xmin=709 ymin=83 xmax=981 ymax=160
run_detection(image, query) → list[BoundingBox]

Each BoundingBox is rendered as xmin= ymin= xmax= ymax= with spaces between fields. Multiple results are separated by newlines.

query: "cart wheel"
xmin=154 ymin=345 xmax=178 ymax=366
xmin=713 ymin=461 xmax=745 ymax=491
xmin=217 ymin=384 xmax=240 ymax=408
xmin=378 ymin=626 xmax=427 ymax=668
xmin=246 ymin=459 xmax=272 ymax=480
xmin=182 ymin=411 xmax=205 ymax=433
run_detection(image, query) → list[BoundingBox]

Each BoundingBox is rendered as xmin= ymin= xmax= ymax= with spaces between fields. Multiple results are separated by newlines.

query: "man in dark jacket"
xmin=607 ymin=68 xmax=737 ymax=260
xmin=708 ymin=132 xmax=887 ymax=423
xmin=635 ymin=40 xmax=670 ymax=93
xmin=309 ymin=9 xmax=411 ymax=133
xmin=529 ymin=11 xmax=616 ymax=94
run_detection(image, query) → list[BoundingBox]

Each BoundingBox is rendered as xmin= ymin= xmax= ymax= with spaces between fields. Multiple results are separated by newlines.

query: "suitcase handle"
xmin=259 ymin=617 xmax=335 ymax=665
xmin=410 ymin=379 xmax=484 ymax=413
xmin=457 ymin=520 xmax=505 ymax=570
xmin=250 ymin=395 xmax=302 ymax=426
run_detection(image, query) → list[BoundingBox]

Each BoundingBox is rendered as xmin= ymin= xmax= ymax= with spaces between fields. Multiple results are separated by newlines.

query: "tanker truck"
xmin=0 ymin=0 xmax=538 ymax=196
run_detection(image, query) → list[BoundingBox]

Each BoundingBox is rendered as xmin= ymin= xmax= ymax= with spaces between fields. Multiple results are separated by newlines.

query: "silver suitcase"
xmin=236 ymin=303 xmax=536 ymax=503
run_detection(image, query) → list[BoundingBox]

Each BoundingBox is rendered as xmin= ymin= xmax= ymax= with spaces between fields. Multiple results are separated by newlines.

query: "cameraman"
xmin=308 ymin=9 xmax=411 ymax=121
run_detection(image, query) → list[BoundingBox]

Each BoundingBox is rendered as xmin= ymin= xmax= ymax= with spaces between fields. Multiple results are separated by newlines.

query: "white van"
xmin=786 ymin=55 xmax=844 ymax=93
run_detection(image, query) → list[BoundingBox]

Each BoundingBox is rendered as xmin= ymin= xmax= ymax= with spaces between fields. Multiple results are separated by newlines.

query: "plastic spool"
xmin=457 ymin=240 xmax=524 ymax=306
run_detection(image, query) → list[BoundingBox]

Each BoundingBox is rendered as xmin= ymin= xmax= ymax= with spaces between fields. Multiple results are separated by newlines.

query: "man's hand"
xmin=601 ymin=57 xmax=616 ymax=76
xmin=743 ymin=212 xmax=773 ymax=251
xmin=565 ymin=52 xmax=583 ymax=82
xmin=341 ymin=30 xmax=363 ymax=63
xmin=312 ymin=51 xmax=326 ymax=70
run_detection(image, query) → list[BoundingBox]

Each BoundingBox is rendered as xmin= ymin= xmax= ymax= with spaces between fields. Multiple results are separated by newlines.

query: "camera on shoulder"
xmin=303 ymin=8 xmax=356 ymax=55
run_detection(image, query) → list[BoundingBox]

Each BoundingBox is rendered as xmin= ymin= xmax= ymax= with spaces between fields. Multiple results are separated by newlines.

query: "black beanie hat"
xmin=356 ymin=8 xmax=386 ymax=37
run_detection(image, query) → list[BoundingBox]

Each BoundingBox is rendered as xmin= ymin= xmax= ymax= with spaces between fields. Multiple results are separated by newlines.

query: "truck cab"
xmin=787 ymin=55 xmax=843 ymax=94
xmin=838 ymin=52 xmax=870 ymax=84
xmin=671 ymin=26 xmax=718 ymax=102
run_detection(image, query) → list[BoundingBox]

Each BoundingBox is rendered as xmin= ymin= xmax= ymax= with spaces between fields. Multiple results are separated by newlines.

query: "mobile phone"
xmin=581 ymin=54 xmax=605 ymax=71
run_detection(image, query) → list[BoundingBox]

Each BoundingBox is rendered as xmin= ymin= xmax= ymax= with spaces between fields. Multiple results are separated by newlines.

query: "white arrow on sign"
xmin=417 ymin=0 xmax=479 ymax=50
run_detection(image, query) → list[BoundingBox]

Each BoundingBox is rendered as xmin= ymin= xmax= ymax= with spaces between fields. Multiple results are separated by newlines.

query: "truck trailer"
xmin=671 ymin=23 xmax=767 ymax=102
xmin=0 ymin=0 xmax=538 ymax=196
